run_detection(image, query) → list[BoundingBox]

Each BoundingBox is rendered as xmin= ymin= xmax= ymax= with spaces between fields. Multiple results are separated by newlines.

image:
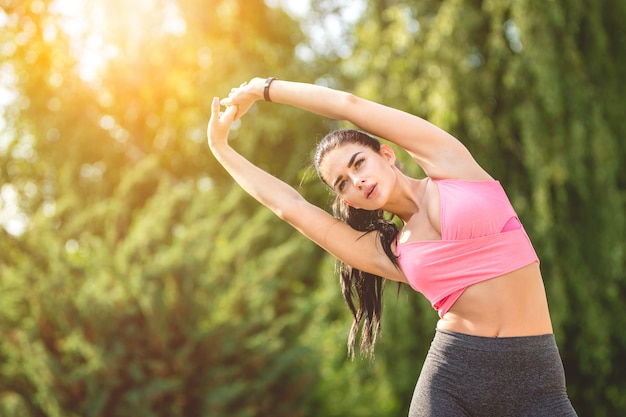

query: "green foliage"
xmin=1 ymin=170 xmax=323 ymax=417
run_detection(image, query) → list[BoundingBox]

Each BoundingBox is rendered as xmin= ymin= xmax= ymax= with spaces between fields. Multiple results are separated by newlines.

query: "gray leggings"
xmin=409 ymin=330 xmax=577 ymax=417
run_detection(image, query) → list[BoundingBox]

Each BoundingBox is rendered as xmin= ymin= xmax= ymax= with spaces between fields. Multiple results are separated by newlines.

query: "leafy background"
xmin=1 ymin=0 xmax=624 ymax=416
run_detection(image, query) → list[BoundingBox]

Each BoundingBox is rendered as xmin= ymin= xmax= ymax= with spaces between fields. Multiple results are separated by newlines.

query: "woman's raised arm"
xmin=207 ymin=97 xmax=406 ymax=283
xmin=222 ymin=78 xmax=490 ymax=180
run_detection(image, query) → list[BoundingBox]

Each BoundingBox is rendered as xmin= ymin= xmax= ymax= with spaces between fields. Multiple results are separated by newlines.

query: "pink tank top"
xmin=396 ymin=179 xmax=539 ymax=318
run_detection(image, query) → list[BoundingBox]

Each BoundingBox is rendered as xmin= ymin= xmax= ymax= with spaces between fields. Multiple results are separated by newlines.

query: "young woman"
xmin=208 ymin=77 xmax=577 ymax=416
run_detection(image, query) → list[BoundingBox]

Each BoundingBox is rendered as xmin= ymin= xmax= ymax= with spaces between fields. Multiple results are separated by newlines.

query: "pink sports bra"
xmin=396 ymin=179 xmax=539 ymax=318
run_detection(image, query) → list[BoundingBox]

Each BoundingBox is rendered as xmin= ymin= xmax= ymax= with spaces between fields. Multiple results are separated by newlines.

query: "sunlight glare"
xmin=50 ymin=0 xmax=187 ymax=83
xmin=0 ymin=184 xmax=29 ymax=236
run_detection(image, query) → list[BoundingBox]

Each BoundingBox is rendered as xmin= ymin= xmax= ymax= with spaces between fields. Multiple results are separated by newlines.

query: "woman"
xmin=208 ymin=77 xmax=577 ymax=416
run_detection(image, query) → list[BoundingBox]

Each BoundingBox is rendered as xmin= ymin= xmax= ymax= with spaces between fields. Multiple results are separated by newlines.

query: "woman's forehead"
xmin=321 ymin=143 xmax=366 ymax=167
xmin=326 ymin=142 xmax=373 ymax=160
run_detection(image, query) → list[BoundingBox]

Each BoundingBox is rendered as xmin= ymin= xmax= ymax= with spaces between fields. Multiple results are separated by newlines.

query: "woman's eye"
xmin=355 ymin=158 xmax=364 ymax=168
xmin=338 ymin=180 xmax=347 ymax=192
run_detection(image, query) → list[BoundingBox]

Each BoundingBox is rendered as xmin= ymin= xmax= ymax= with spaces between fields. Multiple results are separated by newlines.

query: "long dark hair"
xmin=314 ymin=129 xmax=401 ymax=359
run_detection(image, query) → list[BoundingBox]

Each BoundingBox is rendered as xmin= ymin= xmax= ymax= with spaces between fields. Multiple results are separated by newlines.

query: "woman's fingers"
xmin=209 ymin=97 xmax=237 ymax=121
xmin=221 ymin=80 xmax=252 ymax=107
xmin=208 ymin=97 xmax=238 ymax=145
xmin=218 ymin=78 xmax=263 ymax=121
xmin=222 ymin=102 xmax=238 ymax=122
xmin=207 ymin=97 xmax=221 ymax=142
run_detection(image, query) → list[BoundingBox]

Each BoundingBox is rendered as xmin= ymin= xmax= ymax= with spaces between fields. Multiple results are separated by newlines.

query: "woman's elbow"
xmin=273 ymin=194 xmax=307 ymax=223
xmin=335 ymin=92 xmax=360 ymax=119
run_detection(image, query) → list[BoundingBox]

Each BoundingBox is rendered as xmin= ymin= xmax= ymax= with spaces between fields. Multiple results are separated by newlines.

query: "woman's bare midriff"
xmin=436 ymin=262 xmax=554 ymax=337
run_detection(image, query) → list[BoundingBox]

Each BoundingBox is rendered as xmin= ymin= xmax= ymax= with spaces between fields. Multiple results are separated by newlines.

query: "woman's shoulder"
xmin=429 ymin=177 xmax=505 ymax=197
xmin=416 ymin=158 xmax=491 ymax=180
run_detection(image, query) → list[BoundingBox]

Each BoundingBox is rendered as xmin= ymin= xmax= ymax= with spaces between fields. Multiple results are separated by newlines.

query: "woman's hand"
xmin=221 ymin=77 xmax=265 ymax=120
xmin=207 ymin=97 xmax=238 ymax=149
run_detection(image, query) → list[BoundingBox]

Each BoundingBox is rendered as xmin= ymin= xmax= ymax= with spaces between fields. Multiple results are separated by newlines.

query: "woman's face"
xmin=318 ymin=143 xmax=397 ymax=210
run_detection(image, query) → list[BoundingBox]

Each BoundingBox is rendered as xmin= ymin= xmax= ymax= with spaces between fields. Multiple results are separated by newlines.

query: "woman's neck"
xmin=383 ymin=174 xmax=427 ymax=223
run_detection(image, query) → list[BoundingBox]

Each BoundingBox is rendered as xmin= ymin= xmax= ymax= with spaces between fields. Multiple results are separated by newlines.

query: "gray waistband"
xmin=434 ymin=328 xmax=557 ymax=352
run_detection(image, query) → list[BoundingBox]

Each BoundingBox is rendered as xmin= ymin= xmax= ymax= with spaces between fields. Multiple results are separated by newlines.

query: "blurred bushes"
xmin=0 ymin=162 xmax=322 ymax=416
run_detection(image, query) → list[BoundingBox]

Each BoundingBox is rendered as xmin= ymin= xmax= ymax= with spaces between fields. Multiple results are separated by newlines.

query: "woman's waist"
xmin=436 ymin=263 xmax=553 ymax=337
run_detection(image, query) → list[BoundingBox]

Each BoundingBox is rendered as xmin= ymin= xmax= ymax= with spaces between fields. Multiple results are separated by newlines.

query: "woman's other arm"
xmin=224 ymin=78 xmax=490 ymax=181
xmin=207 ymin=98 xmax=406 ymax=283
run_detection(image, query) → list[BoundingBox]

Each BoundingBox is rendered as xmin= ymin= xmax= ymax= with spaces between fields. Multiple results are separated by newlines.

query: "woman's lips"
xmin=365 ymin=184 xmax=377 ymax=199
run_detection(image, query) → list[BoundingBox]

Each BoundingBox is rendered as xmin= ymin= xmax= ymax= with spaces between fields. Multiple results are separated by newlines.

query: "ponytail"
xmin=332 ymin=198 xmax=400 ymax=359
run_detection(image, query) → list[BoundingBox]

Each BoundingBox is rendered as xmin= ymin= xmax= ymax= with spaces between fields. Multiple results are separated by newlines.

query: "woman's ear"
xmin=380 ymin=144 xmax=397 ymax=165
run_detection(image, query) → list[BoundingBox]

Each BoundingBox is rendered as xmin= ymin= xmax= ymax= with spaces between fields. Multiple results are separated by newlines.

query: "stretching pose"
xmin=208 ymin=77 xmax=577 ymax=416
